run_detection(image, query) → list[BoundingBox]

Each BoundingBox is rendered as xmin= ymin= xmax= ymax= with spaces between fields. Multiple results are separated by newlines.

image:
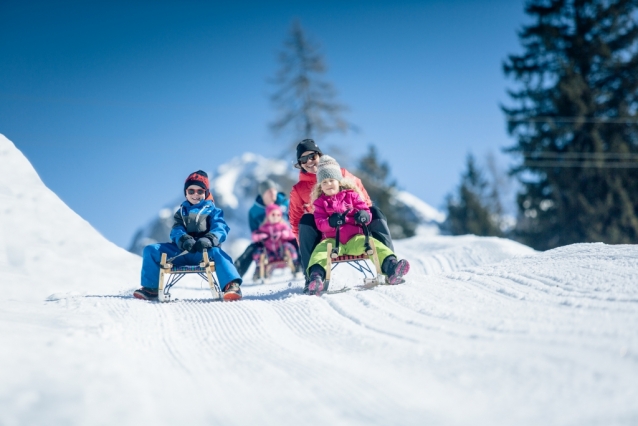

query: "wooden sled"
xmin=158 ymin=251 xmax=222 ymax=302
xmin=255 ymin=247 xmax=297 ymax=283
xmin=325 ymin=238 xmax=386 ymax=289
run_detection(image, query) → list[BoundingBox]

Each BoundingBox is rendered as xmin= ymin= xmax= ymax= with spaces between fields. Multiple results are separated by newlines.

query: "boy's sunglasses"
xmin=187 ymin=189 xmax=206 ymax=195
xmin=299 ymin=152 xmax=320 ymax=164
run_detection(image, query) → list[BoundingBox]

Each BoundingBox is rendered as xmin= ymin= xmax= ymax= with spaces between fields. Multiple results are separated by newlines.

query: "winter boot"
xmin=133 ymin=287 xmax=158 ymax=300
xmin=382 ymin=256 xmax=410 ymax=285
xmin=223 ymin=281 xmax=242 ymax=301
xmin=306 ymin=266 xmax=326 ymax=296
xmin=302 ymin=274 xmax=311 ymax=294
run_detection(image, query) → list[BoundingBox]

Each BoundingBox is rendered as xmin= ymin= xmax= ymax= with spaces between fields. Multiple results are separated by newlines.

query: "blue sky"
xmin=0 ymin=0 xmax=528 ymax=248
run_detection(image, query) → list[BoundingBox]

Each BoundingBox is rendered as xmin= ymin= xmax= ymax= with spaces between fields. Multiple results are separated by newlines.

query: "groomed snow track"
xmin=3 ymin=236 xmax=637 ymax=426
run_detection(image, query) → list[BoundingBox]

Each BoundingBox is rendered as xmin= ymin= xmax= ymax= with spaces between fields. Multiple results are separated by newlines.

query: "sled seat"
xmin=329 ymin=253 xmax=369 ymax=263
xmin=169 ymin=265 xmax=208 ymax=272
xmin=255 ymin=248 xmax=297 ymax=282
xmin=158 ymin=251 xmax=222 ymax=302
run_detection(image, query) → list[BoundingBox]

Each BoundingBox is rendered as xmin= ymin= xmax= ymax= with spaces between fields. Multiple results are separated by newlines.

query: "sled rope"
xmin=361 ymin=223 xmax=374 ymax=255
xmin=167 ymin=250 xmax=189 ymax=263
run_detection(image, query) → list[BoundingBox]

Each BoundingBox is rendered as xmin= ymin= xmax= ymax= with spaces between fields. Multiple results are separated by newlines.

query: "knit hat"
xmin=265 ymin=204 xmax=282 ymax=216
xmin=296 ymin=139 xmax=323 ymax=161
xmin=258 ymin=179 xmax=277 ymax=195
xmin=184 ymin=170 xmax=209 ymax=196
xmin=316 ymin=155 xmax=342 ymax=183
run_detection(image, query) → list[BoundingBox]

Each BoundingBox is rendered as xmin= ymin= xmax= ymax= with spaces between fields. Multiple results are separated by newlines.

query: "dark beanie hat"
xmin=184 ymin=170 xmax=209 ymax=195
xmin=296 ymin=139 xmax=323 ymax=161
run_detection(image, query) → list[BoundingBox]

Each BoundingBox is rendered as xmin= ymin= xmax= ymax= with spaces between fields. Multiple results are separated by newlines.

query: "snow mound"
xmin=0 ymin=134 xmax=140 ymax=301
xmin=396 ymin=190 xmax=446 ymax=224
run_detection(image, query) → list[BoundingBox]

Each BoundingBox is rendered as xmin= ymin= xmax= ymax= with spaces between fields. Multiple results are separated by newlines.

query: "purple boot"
xmin=386 ymin=259 xmax=410 ymax=285
xmin=307 ymin=271 xmax=324 ymax=296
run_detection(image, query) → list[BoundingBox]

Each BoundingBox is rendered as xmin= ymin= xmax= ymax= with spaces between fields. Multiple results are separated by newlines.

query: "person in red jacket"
xmin=289 ymin=139 xmax=395 ymax=289
xmin=304 ymin=155 xmax=409 ymax=295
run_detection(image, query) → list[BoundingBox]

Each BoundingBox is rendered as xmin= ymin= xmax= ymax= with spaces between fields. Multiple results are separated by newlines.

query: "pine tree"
xmin=355 ymin=145 xmax=417 ymax=239
xmin=445 ymin=154 xmax=504 ymax=237
xmin=503 ymin=0 xmax=638 ymax=250
xmin=269 ymin=20 xmax=351 ymax=148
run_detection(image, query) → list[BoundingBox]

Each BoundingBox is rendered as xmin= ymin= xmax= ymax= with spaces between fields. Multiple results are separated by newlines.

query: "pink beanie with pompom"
xmin=265 ymin=204 xmax=282 ymax=216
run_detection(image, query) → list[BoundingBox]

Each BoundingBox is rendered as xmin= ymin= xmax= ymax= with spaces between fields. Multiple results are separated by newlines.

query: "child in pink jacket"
xmin=251 ymin=204 xmax=299 ymax=272
xmin=305 ymin=155 xmax=410 ymax=295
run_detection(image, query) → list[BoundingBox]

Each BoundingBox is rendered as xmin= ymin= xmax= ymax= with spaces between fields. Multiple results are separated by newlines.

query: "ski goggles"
xmin=299 ymin=152 xmax=320 ymax=164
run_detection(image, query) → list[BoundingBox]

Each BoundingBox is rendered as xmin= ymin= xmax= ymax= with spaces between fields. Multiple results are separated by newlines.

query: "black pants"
xmin=234 ymin=243 xmax=260 ymax=278
xmin=298 ymin=205 xmax=394 ymax=279
xmin=234 ymin=239 xmax=301 ymax=278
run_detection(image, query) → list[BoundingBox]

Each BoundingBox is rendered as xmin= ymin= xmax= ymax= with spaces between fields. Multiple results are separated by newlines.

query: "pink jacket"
xmin=252 ymin=221 xmax=296 ymax=253
xmin=289 ymin=168 xmax=372 ymax=241
xmin=313 ymin=189 xmax=371 ymax=244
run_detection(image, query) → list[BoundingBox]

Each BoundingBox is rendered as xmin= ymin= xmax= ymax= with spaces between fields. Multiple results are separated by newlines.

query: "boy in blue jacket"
xmin=134 ymin=170 xmax=243 ymax=301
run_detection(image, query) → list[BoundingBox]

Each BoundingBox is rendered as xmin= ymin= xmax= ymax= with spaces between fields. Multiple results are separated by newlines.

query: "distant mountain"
xmin=128 ymin=153 xmax=444 ymax=258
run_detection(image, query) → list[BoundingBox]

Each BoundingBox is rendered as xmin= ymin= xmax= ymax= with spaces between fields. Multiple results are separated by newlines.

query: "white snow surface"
xmin=1 ymin=134 xmax=638 ymax=425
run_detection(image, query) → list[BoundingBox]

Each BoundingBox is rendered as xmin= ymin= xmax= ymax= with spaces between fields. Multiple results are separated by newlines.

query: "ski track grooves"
xmin=38 ymin=239 xmax=638 ymax=425
xmin=128 ymin=295 xmax=411 ymax=424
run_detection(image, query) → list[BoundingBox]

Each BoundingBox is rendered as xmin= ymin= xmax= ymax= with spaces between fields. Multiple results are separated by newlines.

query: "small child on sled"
xmin=251 ymin=204 xmax=299 ymax=279
xmin=134 ymin=170 xmax=243 ymax=301
xmin=306 ymin=156 xmax=410 ymax=295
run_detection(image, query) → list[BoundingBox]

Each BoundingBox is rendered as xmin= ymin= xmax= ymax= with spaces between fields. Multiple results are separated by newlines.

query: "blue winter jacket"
xmin=170 ymin=200 xmax=230 ymax=249
xmin=248 ymin=192 xmax=290 ymax=232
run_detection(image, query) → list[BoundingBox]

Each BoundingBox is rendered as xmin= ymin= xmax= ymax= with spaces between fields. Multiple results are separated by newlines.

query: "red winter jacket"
xmin=289 ymin=168 xmax=372 ymax=241
xmin=251 ymin=221 xmax=296 ymax=253
xmin=313 ymin=189 xmax=371 ymax=244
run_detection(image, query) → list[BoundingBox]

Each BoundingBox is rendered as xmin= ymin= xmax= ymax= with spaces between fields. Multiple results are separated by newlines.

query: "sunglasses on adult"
xmin=299 ymin=152 xmax=320 ymax=164
xmin=187 ymin=189 xmax=206 ymax=195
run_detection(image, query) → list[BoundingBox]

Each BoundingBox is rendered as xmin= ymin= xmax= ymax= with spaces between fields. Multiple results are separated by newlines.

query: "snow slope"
xmin=0 ymin=135 xmax=140 ymax=301
xmin=1 ymin=134 xmax=637 ymax=425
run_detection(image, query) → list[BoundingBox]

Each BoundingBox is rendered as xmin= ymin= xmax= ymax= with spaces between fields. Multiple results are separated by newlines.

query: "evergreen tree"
xmin=355 ymin=145 xmax=417 ymax=239
xmin=503 ymin=0 xmax=638 ymax=250
xmin=445 ymin=154 xmax=504 ymax=237
xmin=269 ymin=20 xmax=351 ymax=148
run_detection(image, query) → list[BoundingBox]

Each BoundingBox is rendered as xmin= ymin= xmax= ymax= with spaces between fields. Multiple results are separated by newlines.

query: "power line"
xmin=513 ymin=151 xmax=638 ymax=167
xmin=521 ymin=152 xmax=638 ymax=159
xmin=523 ymin=161 xmax=638 ymax=168
xmin=507 ymin=116 xmax=638 ymax=124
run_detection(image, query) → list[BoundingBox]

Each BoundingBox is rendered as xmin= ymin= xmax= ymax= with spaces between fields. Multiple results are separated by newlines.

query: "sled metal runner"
xmin=325 ymin=238 xmax=386 ymax=290
xmin=157 ymin=251 xmax=222 ymax=302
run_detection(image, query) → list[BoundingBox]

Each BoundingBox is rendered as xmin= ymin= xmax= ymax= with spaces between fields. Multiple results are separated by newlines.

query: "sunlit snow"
xmin=1 ymin=134 xmax=637 ymax=425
